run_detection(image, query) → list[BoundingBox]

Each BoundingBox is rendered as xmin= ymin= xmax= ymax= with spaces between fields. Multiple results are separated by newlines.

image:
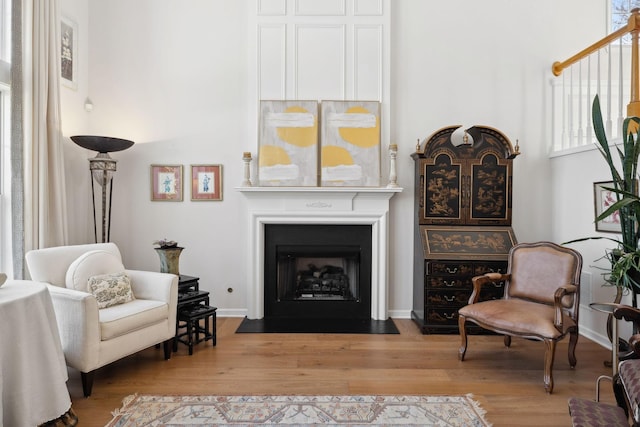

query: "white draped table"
xmin=0 ymin=281 xmax=72 ymax=426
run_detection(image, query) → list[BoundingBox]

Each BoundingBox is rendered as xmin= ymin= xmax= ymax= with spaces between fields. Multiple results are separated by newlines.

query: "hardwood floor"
xmin=69 ymin=318 xmax=617 ymax=426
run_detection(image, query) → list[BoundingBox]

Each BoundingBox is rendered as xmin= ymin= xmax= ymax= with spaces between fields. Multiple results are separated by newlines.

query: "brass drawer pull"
xmin=446 ymin=267 xmax=458 ymax=274
xmin=444 ymin=313 xmax=456 ymax=320
xmin=444 ymin=295 xmax=455 ymax=302
xmin=443 ymin=281 xmax=455 ymax=287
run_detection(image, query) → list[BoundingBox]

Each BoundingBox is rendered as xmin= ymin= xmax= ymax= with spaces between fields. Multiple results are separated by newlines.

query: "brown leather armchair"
xmin=458 ymin=241 xmax=583 ymax=394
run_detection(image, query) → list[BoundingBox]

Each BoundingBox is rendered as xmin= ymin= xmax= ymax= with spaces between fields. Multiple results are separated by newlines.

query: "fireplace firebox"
xmin=264 ymin=224 xmax=372 ymax=319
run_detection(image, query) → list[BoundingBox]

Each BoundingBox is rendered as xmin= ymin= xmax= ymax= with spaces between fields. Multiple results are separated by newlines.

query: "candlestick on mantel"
xmin=242 ymin=152 xmax=253 ymax=186
xmin=387 ymin=143 xmax=399 ymax=188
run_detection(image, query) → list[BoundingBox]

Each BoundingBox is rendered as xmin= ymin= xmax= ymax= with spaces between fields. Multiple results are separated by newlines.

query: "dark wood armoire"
xmin=411 ymin=125 xmax=520 ymax=334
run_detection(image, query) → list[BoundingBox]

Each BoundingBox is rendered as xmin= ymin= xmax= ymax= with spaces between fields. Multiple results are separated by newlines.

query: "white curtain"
xmin=12 ymin=0 xmax=68 ymax=277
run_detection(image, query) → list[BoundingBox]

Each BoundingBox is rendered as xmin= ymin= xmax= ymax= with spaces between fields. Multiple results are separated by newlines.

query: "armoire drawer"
xmin=426 ymin=289 xmax=469 ymax=305
xmin=428 ymin=261 xmax=473 ymax=277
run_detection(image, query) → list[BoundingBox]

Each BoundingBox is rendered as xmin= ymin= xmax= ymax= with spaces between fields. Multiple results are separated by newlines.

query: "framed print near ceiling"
xmin=320 ymin=100 xmax=381 ymax=187
xmin=258 ymin=100 xmax=319 ymax=186
xmin=61 ymin=16 xmax=78 ymax=89
xmin=151 ymin=165 xmax=183 ymax=201
xmin=191 ymin=164 xmax=223 ymax=201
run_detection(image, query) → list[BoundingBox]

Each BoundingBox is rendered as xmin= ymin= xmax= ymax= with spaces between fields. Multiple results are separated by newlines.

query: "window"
xmin=612 ymin=0 xmax=640 ymax=42
xmin=0 ymin=0 xmax=8 ymax=61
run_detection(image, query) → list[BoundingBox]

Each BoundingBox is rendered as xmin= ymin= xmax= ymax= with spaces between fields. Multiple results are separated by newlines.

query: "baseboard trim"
xmin=580 ymin=325 xmax=610 ymax=349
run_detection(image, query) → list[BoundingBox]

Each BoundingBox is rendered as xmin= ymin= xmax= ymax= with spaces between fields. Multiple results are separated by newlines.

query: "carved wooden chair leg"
xmin=504 ymin=335 xmax=512 ymax=347
xmin=458 ymin=314 xmax=468 ymax=361
xmin=544 ymin=339 xmax=557 ymax=394
xmin=568 ymin=329 xmax=578 ymax=368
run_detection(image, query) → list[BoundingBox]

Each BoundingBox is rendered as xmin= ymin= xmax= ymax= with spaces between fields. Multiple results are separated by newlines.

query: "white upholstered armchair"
xmin=25 ymin=242 xmax=178 ymax=397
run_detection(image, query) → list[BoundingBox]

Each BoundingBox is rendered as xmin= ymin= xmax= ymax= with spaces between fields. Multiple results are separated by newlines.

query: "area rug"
xmin=105 ymin=394 xmax=491 ymax=426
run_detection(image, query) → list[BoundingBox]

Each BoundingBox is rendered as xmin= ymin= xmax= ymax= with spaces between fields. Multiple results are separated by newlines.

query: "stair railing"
xmin=551 ymin=8 xmax=640 ymax=152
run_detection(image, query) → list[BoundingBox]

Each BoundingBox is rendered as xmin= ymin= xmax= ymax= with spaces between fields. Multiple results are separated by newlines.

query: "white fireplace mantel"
xmin=238 ymin=186 xmax=402 ymax=320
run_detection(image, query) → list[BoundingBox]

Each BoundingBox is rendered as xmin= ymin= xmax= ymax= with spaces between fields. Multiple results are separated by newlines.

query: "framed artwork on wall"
xmin=320 ymin=100 xmax=381 ymax=187
xmin=151 ymin=165 xmax=183 ymax=201
xmin=593 ymin=180 xmax=621 ymax=233
xmin=191 ymin=164 xmax=223 ymax=201
xmin=258 ymin=100 xmax=319 ymax=186
xmin=61 ymin=16 xmax=78 ymax=90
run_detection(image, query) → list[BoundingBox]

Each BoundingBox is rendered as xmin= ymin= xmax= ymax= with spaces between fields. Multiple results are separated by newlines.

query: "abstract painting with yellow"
xmin=258 ymin=101 xmax=319 ymax=186
xmin=321 ymin=101 xmax=381 ymax=186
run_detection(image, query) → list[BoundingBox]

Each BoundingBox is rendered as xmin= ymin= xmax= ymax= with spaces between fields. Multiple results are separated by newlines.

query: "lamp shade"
xmin=71 ymin=135 xmax=134 ymax=243
xmin=70 ymin=135 xmax=134 ymax=153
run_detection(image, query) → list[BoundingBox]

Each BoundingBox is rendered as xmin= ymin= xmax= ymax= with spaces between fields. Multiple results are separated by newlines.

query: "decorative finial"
xmin=508 ymin=139 xmax=521 ymax=159
xmin=416 ymin=138 xmax=421 ymax=153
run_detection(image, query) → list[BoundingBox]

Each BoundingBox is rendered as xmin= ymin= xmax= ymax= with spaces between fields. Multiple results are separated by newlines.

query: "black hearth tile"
xmin=235 ymin=317 xmax=400 ymax=334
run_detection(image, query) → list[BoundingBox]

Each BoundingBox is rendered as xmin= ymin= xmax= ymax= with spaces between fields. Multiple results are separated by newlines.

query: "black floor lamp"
xmin=71 ymin=136 xmax=134 ymax=243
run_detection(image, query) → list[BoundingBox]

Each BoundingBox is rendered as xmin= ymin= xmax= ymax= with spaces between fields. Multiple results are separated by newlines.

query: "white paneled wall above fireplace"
xmin=249 ymin=0 xmax=390 ymax=158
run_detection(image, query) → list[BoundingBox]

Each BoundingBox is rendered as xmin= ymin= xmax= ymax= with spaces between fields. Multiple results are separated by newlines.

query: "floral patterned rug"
xmin=105 ymin=394 xmax=491 ymax=426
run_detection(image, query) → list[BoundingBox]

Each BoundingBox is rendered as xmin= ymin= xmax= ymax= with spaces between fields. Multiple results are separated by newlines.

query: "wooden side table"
xmin=174 ymin=274 xmax=217 ymax=354
xmin=176 ymin=305 xmax=217 ymax=355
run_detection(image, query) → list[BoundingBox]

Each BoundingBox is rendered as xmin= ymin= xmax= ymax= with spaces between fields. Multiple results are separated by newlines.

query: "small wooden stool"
xmin=176 ymin=305 xmax=217 ymax=355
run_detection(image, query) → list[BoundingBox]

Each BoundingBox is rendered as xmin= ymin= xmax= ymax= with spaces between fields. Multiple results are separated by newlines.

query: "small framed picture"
xmin=191 ymin=164 xmax=223 ymax=201
xmin=151 ymin=165 xmax=183 ymax=201
xmin=594 ymin=181 xmax=621 ymax=233
xmin=61 ymin=16 xmax=78 ymax=90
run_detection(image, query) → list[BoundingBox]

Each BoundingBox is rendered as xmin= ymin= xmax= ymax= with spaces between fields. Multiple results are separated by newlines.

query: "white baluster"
xmin=578 ymin=61 xmax=584 ymax=145
xmin=619 ymin=39 xmax=625 ymax=137
xmin=607 ymin=43 xmax=613 ymax=138
xmin=587 ymin=54 xmax=592 ymax=144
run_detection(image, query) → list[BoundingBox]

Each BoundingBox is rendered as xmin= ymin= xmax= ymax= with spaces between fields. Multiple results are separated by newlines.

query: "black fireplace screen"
xmin=264 ymin=224 xmax=372 ymax=319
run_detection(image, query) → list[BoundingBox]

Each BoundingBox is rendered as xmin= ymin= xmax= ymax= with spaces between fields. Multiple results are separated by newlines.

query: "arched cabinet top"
xmin=412 ymin=125 xmax=520 ymax=160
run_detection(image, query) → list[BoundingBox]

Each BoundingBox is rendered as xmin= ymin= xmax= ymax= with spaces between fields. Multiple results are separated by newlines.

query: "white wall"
xmin=59 ymin=0 xmax=93 ymax=245
xmin=391 ymin=0 xmax=607 ymax=319
xmin=58 ymin=1 xmax=613 ymax=332
xmin=84 ymin=0 xmax=251 ymax=315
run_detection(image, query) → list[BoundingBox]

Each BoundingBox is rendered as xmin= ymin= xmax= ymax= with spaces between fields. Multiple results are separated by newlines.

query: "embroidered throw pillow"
xmin=88 ymin=272 xmax=135 ymax=309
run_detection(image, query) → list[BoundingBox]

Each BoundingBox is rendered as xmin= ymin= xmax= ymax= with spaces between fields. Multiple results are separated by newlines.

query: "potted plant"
xmin=567 ymin=95 xmax=640 ymax=297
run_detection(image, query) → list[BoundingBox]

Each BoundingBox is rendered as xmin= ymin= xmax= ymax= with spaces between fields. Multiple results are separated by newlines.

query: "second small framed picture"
xmin=593 ymin=180 xmax=621 ymax=233
xmin=151 ymin=165 xmax=183 ymax=201
xmin=191 ymin=164 xmax=223 ymax=201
